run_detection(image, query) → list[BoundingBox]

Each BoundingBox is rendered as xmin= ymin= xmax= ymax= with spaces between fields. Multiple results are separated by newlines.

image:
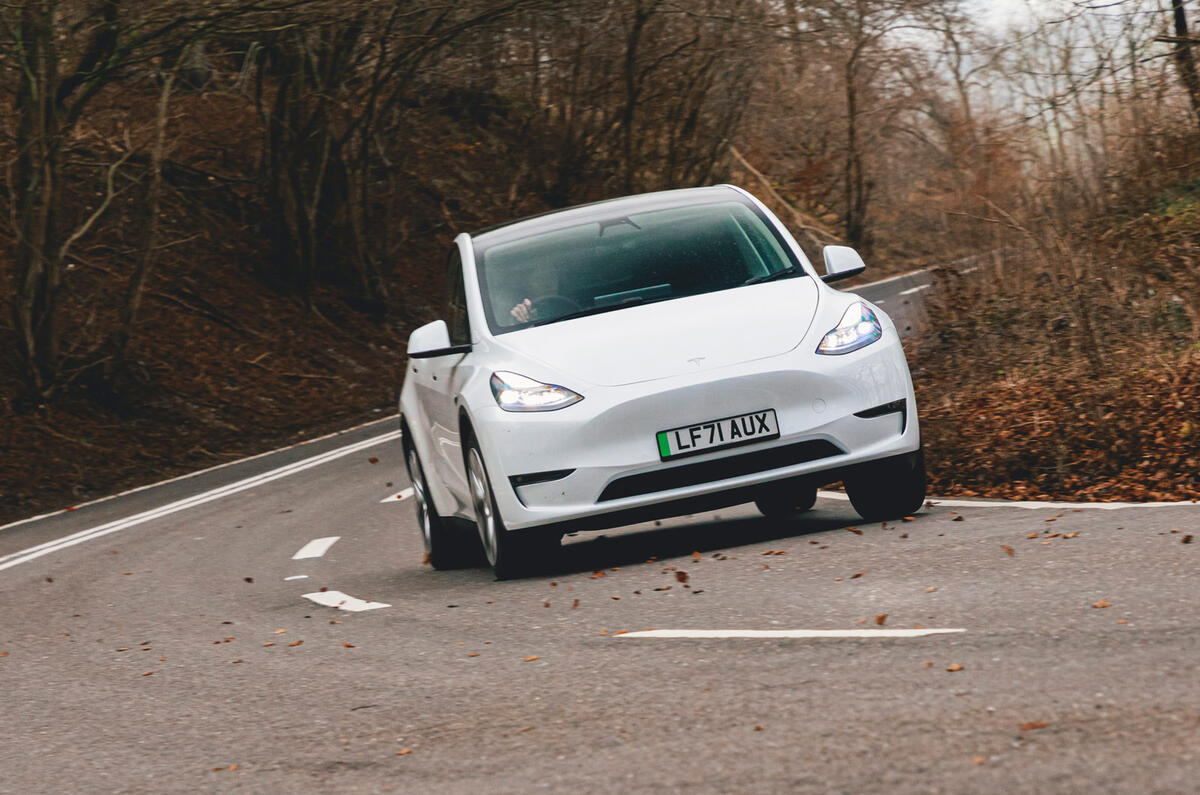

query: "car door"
xmin=422 ymin=247 xmax=474 ymax=506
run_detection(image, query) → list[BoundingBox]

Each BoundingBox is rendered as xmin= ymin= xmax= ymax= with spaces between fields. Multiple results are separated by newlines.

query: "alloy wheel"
xmin=468 ymin=448 xmax=498 ymax=566
xmin=408 ymin=449 xmax=432 ymax=553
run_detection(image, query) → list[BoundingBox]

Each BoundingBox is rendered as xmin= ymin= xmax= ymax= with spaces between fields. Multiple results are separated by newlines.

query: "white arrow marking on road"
xmin=302 ymin=590 xmax=390 ymax=612
xmin=0 ymin=431 xmax=401 ymax=573
xmin=616 ymin=628 xmax=965 ymax=639
xmin=292 ymin=536 xmax=340 ymax=559
xmin=379 ymin=487 xmax=414 ymax=504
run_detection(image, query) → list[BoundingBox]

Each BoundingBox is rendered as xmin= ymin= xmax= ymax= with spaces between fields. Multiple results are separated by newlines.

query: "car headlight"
xmin=490 ymin=371 xmax=583 ymax=412
xmin=816 ymin=302 xmax=882 ymax=355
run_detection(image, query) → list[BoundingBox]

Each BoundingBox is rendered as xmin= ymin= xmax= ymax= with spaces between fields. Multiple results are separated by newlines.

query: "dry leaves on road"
xmin=850 ymin=570 xmax=867 ymax=579
xmin=396 ymin=748 xmax=412 ymax=756
xmin=1092 ymin=599 xmax=1112 ymax=609
xmin=1001 ymin=545 xmax=1014 ymax=557
xmin=523 ymin=655 xmax=540 ymax=662
xmin=846 ymin=527 xmax=863 ymax=535
xmin=952 ymin=515 xmax=965 ymax=522
xmin=1183 ymin=535 xmax=1193 ymax=544
xmin=946 ymin=664 xmax=964 ymax=672
xmin=1019 ymin=721 xmax=1049 ymax=731
xmin=875 ymin=613 xmax=888 ymax=625
xmin=288 ymin=640 xmax=303 ymax=647
xmin=674 ymin=571 xmax=689 ymax=584
xmin=970 ymin=755 xmax=986 ymax=765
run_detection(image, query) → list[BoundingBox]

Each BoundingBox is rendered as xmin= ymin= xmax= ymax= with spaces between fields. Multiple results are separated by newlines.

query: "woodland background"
xmin=2 ymin=0 xmax=1199 ymax=522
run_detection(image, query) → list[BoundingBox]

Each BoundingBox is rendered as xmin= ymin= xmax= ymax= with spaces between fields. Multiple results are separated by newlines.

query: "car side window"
xmin=446 ymin=247 xmax=470 ymax=346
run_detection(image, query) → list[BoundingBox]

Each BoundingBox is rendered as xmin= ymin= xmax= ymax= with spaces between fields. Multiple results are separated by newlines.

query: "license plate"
xmin=656 ymin=409 xmax=779 ymax=461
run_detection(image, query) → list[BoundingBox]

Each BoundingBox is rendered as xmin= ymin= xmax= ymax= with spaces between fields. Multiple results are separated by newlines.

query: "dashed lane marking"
xmin=284 ymin=575 xmax=309 ymax=581
xmin=380 ymin=487 xmax=414 ymax=504
xmin=292 ymin=536 xmax=340 ymax=560
xmin=899 ymin=284 xmax=931 ymax=296
xmin=302 ymin=590 xmax=390 ymax=612
xmin=0 ymin=431 xmax=401 ymax=573
xmin=617 ymin=628 xmax=966 ymax=639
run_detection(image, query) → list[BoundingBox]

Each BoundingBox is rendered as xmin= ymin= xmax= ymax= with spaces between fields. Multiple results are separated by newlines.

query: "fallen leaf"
xmin=571 ymin=599 xmax=579 ymax=609
xmin=762 ymin=549 xmax=774 ymax=555
xmin=899 ymin=533 xmax=908 ymax=539
xmin=275 ymin=629 xmax=287 ymax=634
xmin=761 ymin=564 xmax=770 ymax=570
xmin=923 ymin=661 xmax=933 ymax=668
xmin=142 ymin=671 xmax=153 ymax=676
xmin=773 ymin=550 xmax=786 ymax=555
xmin=970 ymin=754 xmax=986 ymax=765
xmin=1064 ymin=532 xmax=1079 ymax=538
xmin=422 ymin=552 xmax=431 ymax=565
xmin=833 ymin=577 xmax=842 ymax=582
xmin=224 ymin=637 xmax=235 ymax=643
xmin=243 ymin=577 xmax=253 ymax=583
xmin=925 ymin=586 xmax=937 ymax=593
xmin=396 ymin=748 xmax=412 ymax=756
xmin=946 ymin=664 xmax=964 ymax=672
xmin=753 ymin=725 xmax=765 ymax=731
xmin=159 ymin=656 xmax=166 ymax=661
xmin=45 ymin=576 xmax=53 ymax=583
xmin=1045 ymin=532 xmax=1060 ymax=539
xmin=1183 ymin=535 xmax=1193 ymax=544
xmin=850 ymin=570 xmax=866 ymax=579
xmin=342 ymin=642 xmax=355 ymax=648
xmin=599 ymin=631 xmax=609 ymax=636
xmin=692 ymin=551 xmax=701 ymax=560
xmin=1019 ymin=721 xmax=1048 ymax=731
xmin=654 ymin=586 xmax=671 ymax=591
xmin=116 ymin=647 xmax=130 ymax=652
xmin=523 ymin=655 xmax=540 ymax=662
xmin=674 ymin=571 xmax=689 ymax=584
xmin=543 ymin=601 xmax=550 ymax=608
xmin=855 ymin=617 xmax=868 ymax=624
xmin=519 ymin=726 xmax=535 ymax=733
xmin=468 ymin=652 xmax=479 ymax=657
xmin=288 ymin=640 xmax=303 ymax=647
xmin=1027 ymin=533 xmax=1039 ymax=539
xmin=1092 ymin=599 xmax=1112 ymax=609
xmin=611 ymin=596 xmax=620 ymax=601
xmin=846 ymin=527 xmax=863 ymax=535
xmin=229 ymin=764 xmax=238 ymax=771
xmin=952 ymin=515 xmax=965 ymax=522
xmin=262 ymin=642 xmax=275 ymax=647
xmin=613 ymin=630 xmax=629 ymax=636
xmin=875 ymin=613 xmax=888 ymax=626
xmin=1117 ymin=619 xmax=1128 ymax=624
xmin=368 ymin=457 xmax=379 ymax=464
xmin=590 ymin=571 xmax=606 ymax=579
xmin=902 ymin=516 xmax=915 ymax=522
xmin=1001 ymin=545 xmax=1014 ymax=557
xmin=1045 ymin=517 xmax=1057 ymax=523
xmin=330 ymin=620 xmax=340 ymax=624
xmin=221 ymin=621 xmax=233 ymax=625
xmin=231 ymin=659 xmax=242 ymax=664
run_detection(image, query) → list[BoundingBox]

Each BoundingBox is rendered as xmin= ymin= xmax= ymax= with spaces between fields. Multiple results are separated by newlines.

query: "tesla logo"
xmin=687 ymin=356 xmax=706 ymax=367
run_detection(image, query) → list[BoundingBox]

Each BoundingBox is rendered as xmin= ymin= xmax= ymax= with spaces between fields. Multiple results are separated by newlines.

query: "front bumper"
xmin=471 ymin=333 xmax=919 ymax=531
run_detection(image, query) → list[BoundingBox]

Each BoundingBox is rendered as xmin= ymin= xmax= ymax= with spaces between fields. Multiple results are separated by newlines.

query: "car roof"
xmin=468 ymin=185 xmax=749 ymax=249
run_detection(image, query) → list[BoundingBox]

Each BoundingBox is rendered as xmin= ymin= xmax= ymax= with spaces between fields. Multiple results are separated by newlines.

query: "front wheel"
xmin=466 ymin=441 xmax=560 ymax=579
xmin=406 ymin=446 xmax=475 ymax=569
xmin=844 ymin=449 xmax=926 ymax=522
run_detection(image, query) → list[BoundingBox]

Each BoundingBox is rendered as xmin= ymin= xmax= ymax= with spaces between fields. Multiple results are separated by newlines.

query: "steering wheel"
xmin=530 ymin=295 xmax=580 ymax=319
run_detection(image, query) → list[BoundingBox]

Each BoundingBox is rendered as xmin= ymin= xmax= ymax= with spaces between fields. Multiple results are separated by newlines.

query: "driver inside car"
xmin=508 ymin=263 xmax=566 ymax=323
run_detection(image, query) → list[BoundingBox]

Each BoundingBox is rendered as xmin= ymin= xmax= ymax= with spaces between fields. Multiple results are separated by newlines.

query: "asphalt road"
xmin=3 ymin=264 xmax=1198 ymax=794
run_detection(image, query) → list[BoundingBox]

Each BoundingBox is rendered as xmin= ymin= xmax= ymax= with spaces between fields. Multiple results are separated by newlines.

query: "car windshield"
xmin=474 ymin=199 xmax=803 ymax=334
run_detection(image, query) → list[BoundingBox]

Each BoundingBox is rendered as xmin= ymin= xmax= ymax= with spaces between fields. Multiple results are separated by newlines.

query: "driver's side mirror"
xmin=821 ymin=246 xmax=867 ymax=283
xmin=407 ymin=320 xmax=471 ymax=359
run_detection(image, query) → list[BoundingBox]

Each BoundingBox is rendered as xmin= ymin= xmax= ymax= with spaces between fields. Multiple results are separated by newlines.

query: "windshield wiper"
xmin=743 ymin=266 xmax=800 ymax=286
xmin=532 ymin=297 xmax=649 ymax=326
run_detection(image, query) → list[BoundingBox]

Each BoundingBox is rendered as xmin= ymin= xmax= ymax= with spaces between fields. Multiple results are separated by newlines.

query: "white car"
xmin=400 ymin=185 xmax=923 ymax=577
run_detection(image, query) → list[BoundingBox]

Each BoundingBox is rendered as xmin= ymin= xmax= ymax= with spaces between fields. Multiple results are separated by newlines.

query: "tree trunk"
xmin=1170 ymin=0 xmax=1200 ymax=127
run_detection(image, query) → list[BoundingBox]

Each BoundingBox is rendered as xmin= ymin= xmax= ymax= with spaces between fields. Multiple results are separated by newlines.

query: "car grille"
xmin=597 ymin=439 xmax=843 ymax=502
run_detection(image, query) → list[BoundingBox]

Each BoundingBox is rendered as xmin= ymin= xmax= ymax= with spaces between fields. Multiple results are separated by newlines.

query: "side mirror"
xmin=407 ymin=320 xmax=471 ymax=359
xmin=821 ymin=245 xmax=867 ymax=283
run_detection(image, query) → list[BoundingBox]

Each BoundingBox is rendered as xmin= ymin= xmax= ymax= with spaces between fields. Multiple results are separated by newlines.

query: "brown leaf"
xmin=262 ymin=642 xmax=275 ymax=647
xmin=1026 ymin=533 xmax=1038 ymax=539
xmin=523 ymin=655 xmax=539 ymax=662
xmin=846 ymin=527 xmax=863 ymax=535
xmin=422 ymin=552 xmax=431 ymax=565
xmin=1063 ymin=532 xmax=1079 ymax=538
xmin=288 ymin=640 xmax=303 ymax=647
xmin=970 ymin=754 xmax=986 ymax=765
xmin=1092 ymin=599 xmax=1112 ymax=609
xmin=571 ymin=599 xmax=579 ymax=609
xmin=899 ymin=533 xmax=908 ymax=539
xmin=902 ymin=516 xmax=915 ymax=522
xmin=342 ymin=642 xmax=355 ymax=648
xmin=543 ymin=601 xmax=550 ymax=608
xmin=610 ymin=596 xmax=620 ymax=600
xmin=228 ymin=764 xmax=238 ymax=771
xmin=952 ymin=515 xmax=965 ymax=522
xmin=468 ymin=652 xmax=479 ymax=657
xmin=1019 ymin=721 xmax=1048 ymax=731
xmin=761 ymin=564 xmax=770 ymax=570
xmin=368 ymin=457 xmax=379 ymax=464
xmin=923 ymin=661 xmax=933 ymax=668
xmin=590 ymin=571 xmax=606 ymax=578
xmin=875 ymin=613 xmax=888 ymax=626
xmin=692 ymin=551 xmax=701 ymax=560
xmin=753 ymin=725 xmax=765 ymax=731
xmin=142 ymin=671 xmax=153 ymax=676
xmin=674 ymin=571 xmax=689 ymax=584
xmin=1045 ymin=532 xmax=1060 ymax=539
xmin=925 ymin=586 xmax=937 ymax=593
xmin=396 ymin=748 xmax=412 ymax=756
xmin=231 ymin=659 xmax=242 ymax=664
xmin=1001 ymin=545 xmax=1014 ymax=557
xmin=274 ymin=629 xmax=287 ymax=634
xmin=1182 ymin=535 xmax=1193 ymax=544
xmin=45 ymin=576 xmax=53 ymax=583
xmin=946 ymin=663 xmax=964 ymax=672
xmin=243 ymin=577 xmax=253 ymax=583
xmin=850 ymin=570 xmax=866 ymax=579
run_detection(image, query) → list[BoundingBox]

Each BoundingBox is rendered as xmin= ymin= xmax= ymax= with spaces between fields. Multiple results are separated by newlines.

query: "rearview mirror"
xmin=821 ymin=246 xmax=867 ymax=284
xmin=407 ymin=320 xmax=471 ymax=359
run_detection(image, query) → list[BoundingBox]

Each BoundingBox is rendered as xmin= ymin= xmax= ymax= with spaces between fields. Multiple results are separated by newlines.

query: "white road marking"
xmin=899 ymin=284 xmax=931 ymax=296
xmin=856 ymin=268 xmax=927 ymax=289
xmin=292 ymin=536 xmax=340 ymax=559
xmin=0 ymin=431 xmax=401 ymax=573
xmin=617 ymin=628 xmax=965 ymax=639
xmin=0 ymin=413 xmax=401 ymax=533
xmin=284 ymin=575 xmax=309 ymax=581
xmin=962 ymin=266 xmax=979 ymax=274
xmin=380 ymin=487 xmax=414 ymax=504
xmin=302 ymin=590 xmax=390 ymax=612
xmin=817 ymin=491 xmax=1196 ymax=510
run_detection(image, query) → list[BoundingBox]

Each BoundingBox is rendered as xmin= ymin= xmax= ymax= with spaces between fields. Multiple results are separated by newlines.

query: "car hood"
xmin=494 ymin=278 xmax=821 ymax=387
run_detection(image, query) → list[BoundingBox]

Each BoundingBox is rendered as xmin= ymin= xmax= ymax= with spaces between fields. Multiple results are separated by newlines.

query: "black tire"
xmin=844 ymin=448 xmax=926 ymax=522
xmin=405 ymin=444 xmax=475 ymax=569
xmin=464 ymin=437 xmax=560 ymax=579
xmin=754 ymin=482 xmax=818 ymax=518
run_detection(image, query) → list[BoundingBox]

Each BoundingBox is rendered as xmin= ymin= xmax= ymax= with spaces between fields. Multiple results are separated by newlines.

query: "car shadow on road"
xmin=544 ymin=508 xmax=860 ymax=578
